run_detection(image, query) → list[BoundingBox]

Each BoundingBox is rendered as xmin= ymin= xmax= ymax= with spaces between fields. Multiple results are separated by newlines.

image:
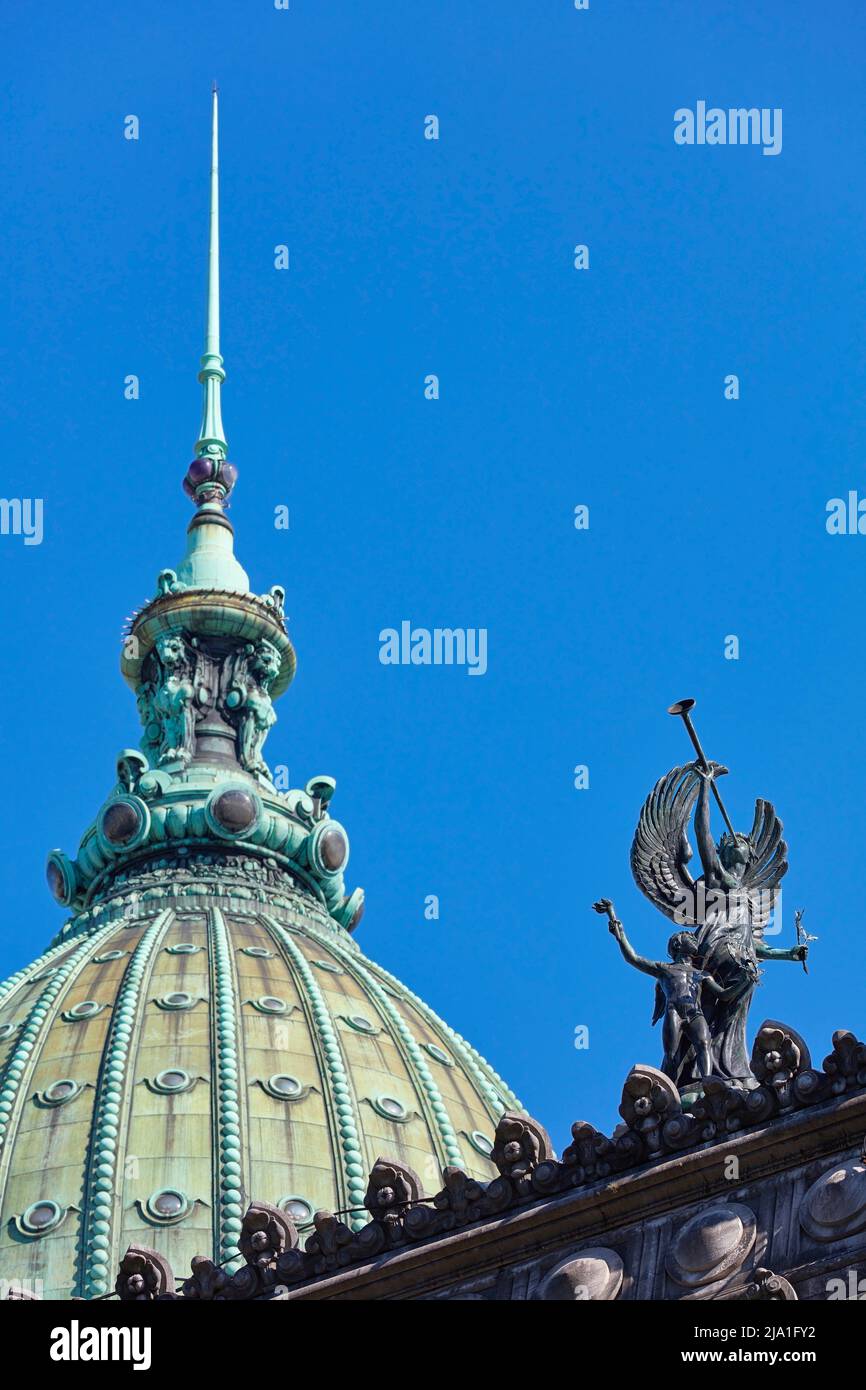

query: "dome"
xmin=0 ymin=92 xmax=521 ymax=1300
xmin=0 ymin=875 xmax=517 ymax=1298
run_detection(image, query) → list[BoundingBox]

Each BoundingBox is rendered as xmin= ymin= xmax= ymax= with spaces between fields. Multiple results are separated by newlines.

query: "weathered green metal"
xmin=195 ymin=86 xmax=227 ymax=463
xmin=0 ymin=93 xmax=523 ymax=1300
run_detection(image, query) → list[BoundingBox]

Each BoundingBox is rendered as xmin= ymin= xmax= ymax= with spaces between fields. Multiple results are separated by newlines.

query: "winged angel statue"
xmin=597 ymin=707 xmax=809 ymax=1099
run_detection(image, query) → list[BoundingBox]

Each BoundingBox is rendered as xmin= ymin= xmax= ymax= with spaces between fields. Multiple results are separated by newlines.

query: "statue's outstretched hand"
xmin=592 ymin=898 xmax=623 ymax=937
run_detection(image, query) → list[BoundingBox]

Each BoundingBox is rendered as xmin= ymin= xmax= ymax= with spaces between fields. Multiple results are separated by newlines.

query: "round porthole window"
xmin=469 ymin=1131 xmax=494 ymax=1157
xmin=97 ymin=796 xmax=150 ymax=853
xmin=18 ymin=1199 xmax=65 ymax=1236
xmin=41 ymin=1078 xmax=82 ymax=1107
xmin=312 ymin=958 xmax=342 ymax=974
xmin=63 ymin=1000 xmax=105 ymax=1022
xmin=264 ymin=1074 xmax=303 ymax=1100
xmin=165 ymin=943 xmax=202 ymax=956
xmin=0 ymin=1022 xmax=18 ymax=1042
xmin=92 ymin=950 xmax=126 ymax=964
xmin=279 ymin=1195 xmax=314 ymax=1227
xmin=45 ymin=851 xmax=77 ymax=907
xmin=373 ymin=1094 xmax=408 ymax=1122
xmin=31 ymin=967 xmax=59 ymax=982
xmin=423 ymin=1043 xmax=453 ymax=1066
xmin=156 ymin=992 xmax=197 ymax=1011
xmin=152 ymin=1069 xmax=193 ymax=1095
xmin=145 ymin=1188 xmax=191 ymax=1223
xmin=252 ymin=996 xmax=288 ymax=1015
xmin=308 ymin=821 xmax=350 ymax=877
xmin=205 ymin=784 xmax=262 ymax=840
xmin=241 ymin=946 xmax=274 ymax=958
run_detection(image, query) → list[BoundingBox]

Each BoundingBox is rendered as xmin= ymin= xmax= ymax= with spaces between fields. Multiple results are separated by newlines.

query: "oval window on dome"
xmin=0 ymin=1022 xmax=18 ymax=1042
xmin=40 ymin=1078 xmax=82 ymax=1107
xmin=62 ymin=1000 xmax=105 ymax=1022
xmin=279 ymin=1195 xmax=314 ymax=1228
xmin=423 ymin=1043 xmax=453 ymax=1066
xmin=252 ymin=996 xmax=289 ymax=1015
xmin=92 ymin=950 xmax=126 ymax=964
xmin=155 ymin=992 xmax=197 ymax=1012
xmin=165 ymin=943 xmax=202 ymax=956
xmin=343 ymin=1014 xmax=378 ymax=1035
xmin=241 ymin=946 xmax=274 ymax=959
xmin=264 ymin=1074 xmax=304 ymax=1101
xmin=18 ymin=1199 xmax=65 ymax=1236
xmin=469 ymin=1130 xmax=495 ymax=1157
xmin=145 ymin=1187 xmax=192 ymax=1223
xmin=31 ymin=966 xmax=59 ymax=982
xmin=312 ymin=959 xmax=343 ymax=974
xmin=372 ymin=1094 xmax=409 ymax=1122
xmin=151 ymin=1068 xmax=193 ymax=1095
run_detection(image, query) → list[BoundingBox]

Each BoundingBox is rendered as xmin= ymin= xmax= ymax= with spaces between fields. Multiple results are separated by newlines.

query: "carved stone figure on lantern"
xmin=226 ymin=639 xmax=281 ymax=779
xmin=152 ymin=632 xmax=197 ymax=766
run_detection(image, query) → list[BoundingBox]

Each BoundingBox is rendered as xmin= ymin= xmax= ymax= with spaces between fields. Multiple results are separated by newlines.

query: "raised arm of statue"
xmin=609 ymin=918 xmax=661 ymax=978
xmin=694 ymin=764 xmax=724 ymax=884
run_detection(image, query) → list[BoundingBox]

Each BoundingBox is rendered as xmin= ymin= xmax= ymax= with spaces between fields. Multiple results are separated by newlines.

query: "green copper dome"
xmin=0 ymin=92 xmax=521 ymax=1300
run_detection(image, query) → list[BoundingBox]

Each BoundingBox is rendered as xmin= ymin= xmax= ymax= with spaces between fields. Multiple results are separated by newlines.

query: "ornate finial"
xmin=184 ymin=86 xmax=237 ymax=508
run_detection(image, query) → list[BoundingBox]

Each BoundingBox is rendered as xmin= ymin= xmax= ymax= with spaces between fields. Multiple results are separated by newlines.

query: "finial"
xmin=185 ymin=86 xmax=236 ymax=508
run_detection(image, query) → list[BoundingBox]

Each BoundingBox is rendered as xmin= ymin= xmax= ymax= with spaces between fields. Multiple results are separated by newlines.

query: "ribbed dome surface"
xmin=0 ymin=885 xmax=518 ymax=1298
xmin=0 ymin=93 xmax=523 ymax=1301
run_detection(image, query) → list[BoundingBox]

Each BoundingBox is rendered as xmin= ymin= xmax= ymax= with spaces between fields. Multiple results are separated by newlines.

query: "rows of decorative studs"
xmin=321 ymin=943 xmax=466 ymax=1169
xmin=0 ymin=930 xmax=94 ymax=1011
xmin=359 ymin=955 xmax=524 ymax=1116
xmin=263 ymin=917 xmax=368 ymax=1231
xmin=210 ymin=908 xmax=245 ymax=1272
xmin=0 ymin=922 xmax=119 ymax=1205
xmin=261 ymin=913 xmax=523 ymax=1120
xmin=80 ymin=912 xmax=171 ymax=1297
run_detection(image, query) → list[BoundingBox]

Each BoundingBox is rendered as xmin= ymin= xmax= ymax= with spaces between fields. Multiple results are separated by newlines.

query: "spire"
xmin=176 ymin=88 xmax=246 ymax=590
xmin=197 ymin=84 xmax=227 ymax=459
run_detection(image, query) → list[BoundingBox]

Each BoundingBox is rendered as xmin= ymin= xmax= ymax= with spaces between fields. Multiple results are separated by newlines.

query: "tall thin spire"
xmin=195 ymin=84 xmax=227 ymax=460
xmin=179 ymin=88 xmax=244 ymax=589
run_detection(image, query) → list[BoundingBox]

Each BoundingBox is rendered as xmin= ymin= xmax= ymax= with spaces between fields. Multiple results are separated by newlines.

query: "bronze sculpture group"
xmin=595 ymin=699 xmax=810 ymax=1103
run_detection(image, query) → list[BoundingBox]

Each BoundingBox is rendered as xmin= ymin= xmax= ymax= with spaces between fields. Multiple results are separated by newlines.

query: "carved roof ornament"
xmin=115 ymin=1245 xmax=176 ymax=1301
xmin=741 ymin=1267 xmax=798 ymax=1302
xmin=594 ymin=697 xmax=810 ymax=1109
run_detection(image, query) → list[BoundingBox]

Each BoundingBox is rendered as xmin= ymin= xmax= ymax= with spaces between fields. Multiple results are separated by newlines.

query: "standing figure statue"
xmin=608 ymin=699 xmax=808 ymax=1098
xmin=226 ymin=640 xmax=281 ymax=781
xmin=152 ymin=632 xmax=197 ymax=766
xmin=594 ymin=900 xmax=726 ymax=1082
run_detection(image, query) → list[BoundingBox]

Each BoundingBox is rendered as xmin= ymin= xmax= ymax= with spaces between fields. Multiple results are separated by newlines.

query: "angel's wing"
xmin=630 ymin=764 xmax=701 ymax=924
xmin=745 ymin=798 xmax=788 ymax=931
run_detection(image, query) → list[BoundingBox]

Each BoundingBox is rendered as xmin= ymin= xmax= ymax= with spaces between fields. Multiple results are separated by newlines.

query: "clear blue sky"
xmin=1 ymin=1 xmax=864 ymax=1147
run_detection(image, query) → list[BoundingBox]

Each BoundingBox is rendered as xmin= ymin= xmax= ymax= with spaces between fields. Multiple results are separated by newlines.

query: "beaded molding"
xmin=263 ymin=916 xmax=368 ymax=1232
xmin=79 ymin=911 xmax=171 ymax=1297
xmin=0 ymin=923 xmax=119 ymax=1199
xmin=210 ymin=908 xmax=245 ymax=1272
xmin=323 ymin=944 xmax=465 ymax=1170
